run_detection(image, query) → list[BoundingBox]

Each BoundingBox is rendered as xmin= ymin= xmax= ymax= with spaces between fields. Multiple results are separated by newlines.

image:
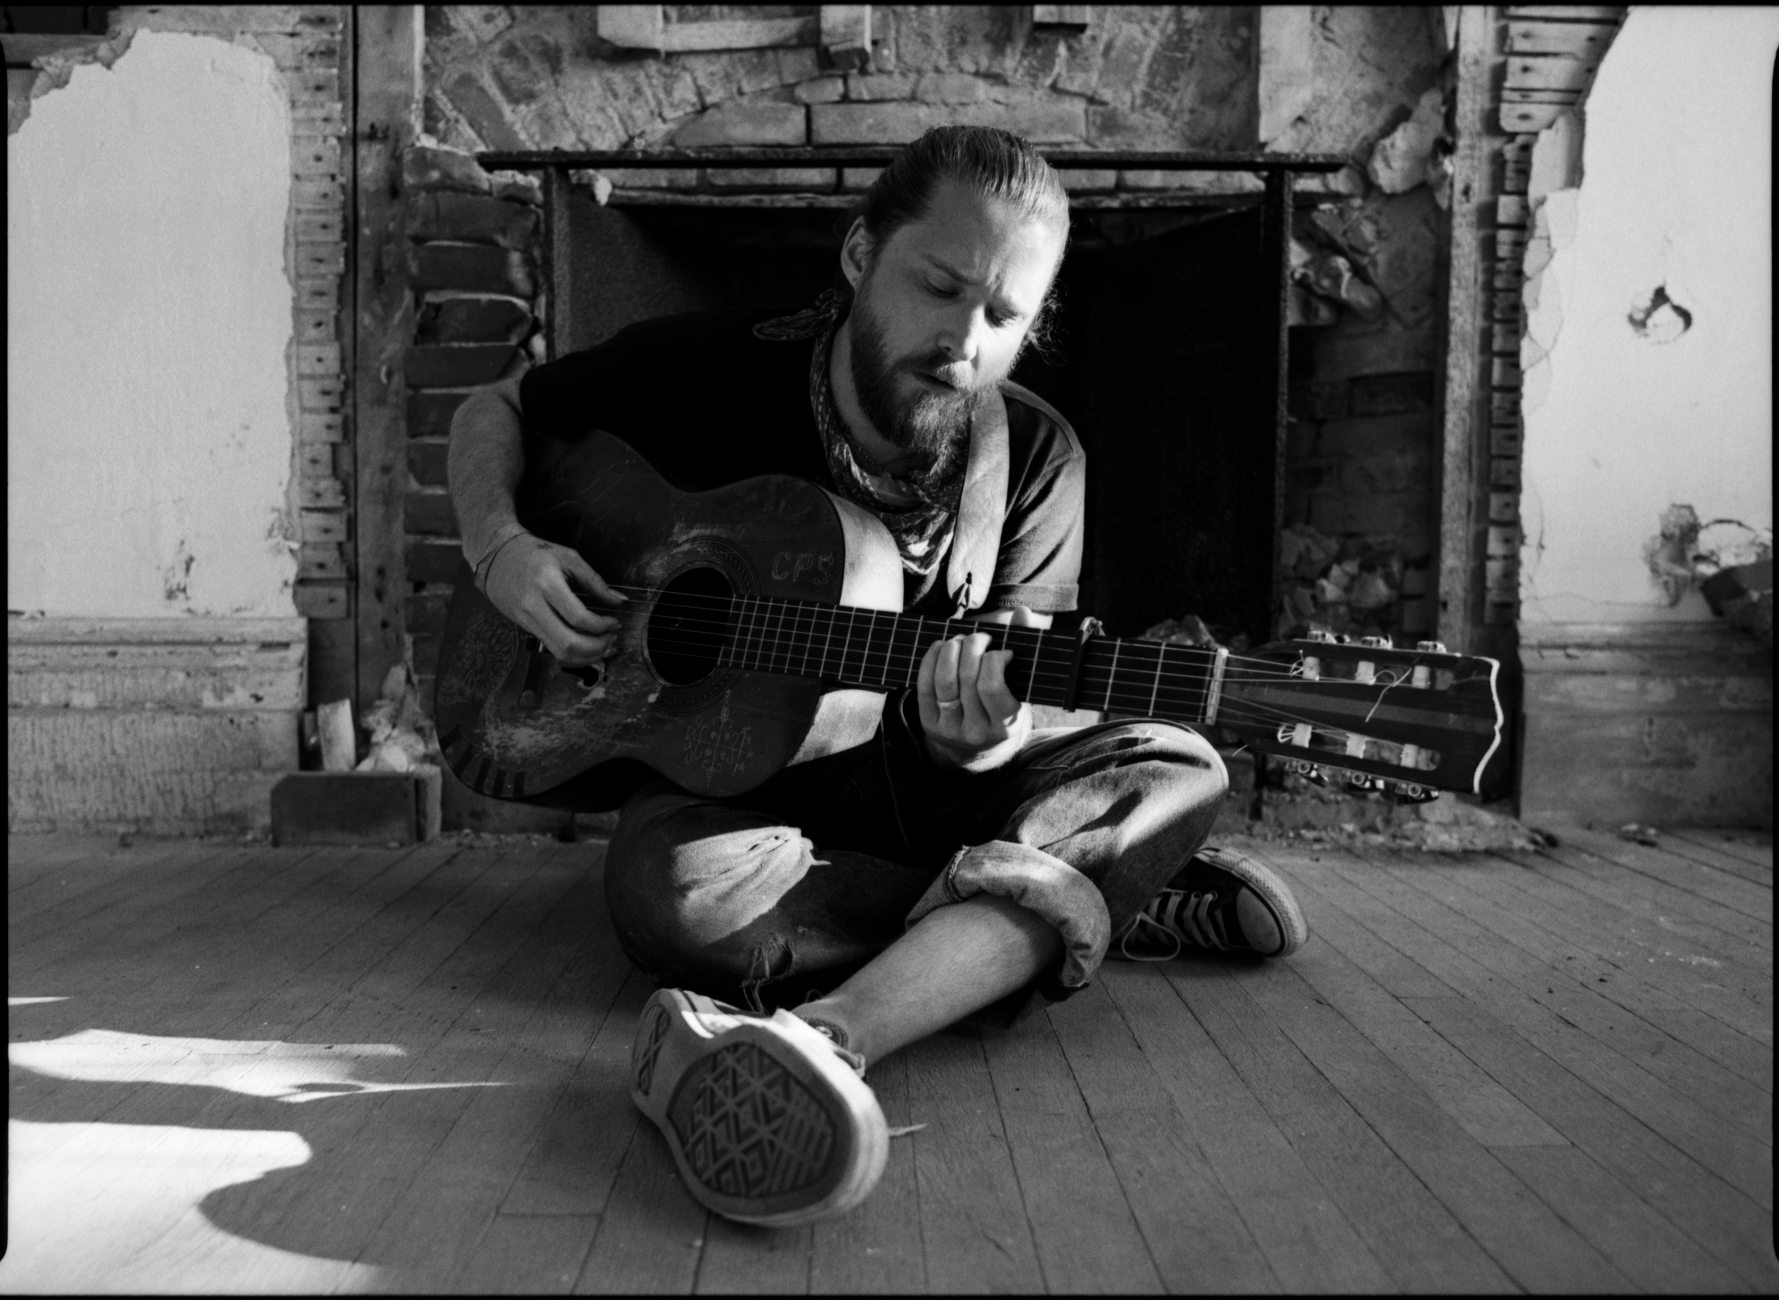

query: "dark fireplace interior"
xmin=559 ymin=189 xmax=1285 ymax=647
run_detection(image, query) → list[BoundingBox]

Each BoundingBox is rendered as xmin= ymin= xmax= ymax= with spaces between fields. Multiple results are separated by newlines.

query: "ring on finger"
xmin=937 ymin=698 xmax=962 ymax=711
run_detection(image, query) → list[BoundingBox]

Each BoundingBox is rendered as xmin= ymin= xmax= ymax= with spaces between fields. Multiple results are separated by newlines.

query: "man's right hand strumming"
xmin=448 ymin=375 xmax=626 ymax=668
xmin=482 ymin=534 xmax=626 ymax=668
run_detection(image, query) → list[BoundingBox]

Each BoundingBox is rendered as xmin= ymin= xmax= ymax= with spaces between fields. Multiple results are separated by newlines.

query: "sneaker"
xmin=629 ymin=987 xmax=889 ymax=1226
xmin=1115 ymin=846 xmax=1309 ymax=960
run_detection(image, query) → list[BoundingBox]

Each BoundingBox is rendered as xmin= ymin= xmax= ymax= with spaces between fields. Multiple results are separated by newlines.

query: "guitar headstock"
xmin=1214 ymin=634 xmax=1506 ymax=797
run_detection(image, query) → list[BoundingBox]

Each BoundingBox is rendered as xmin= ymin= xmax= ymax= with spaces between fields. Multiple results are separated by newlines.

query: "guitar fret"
xmin=1104 ymin=639 xmax=1120 ymax=713
xmin=1147 ymin=642 xmax=1164 ymax=715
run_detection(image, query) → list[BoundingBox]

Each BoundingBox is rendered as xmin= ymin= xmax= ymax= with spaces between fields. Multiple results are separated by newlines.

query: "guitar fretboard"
xmin=716 ymin=595 xmax=1225 ymax=722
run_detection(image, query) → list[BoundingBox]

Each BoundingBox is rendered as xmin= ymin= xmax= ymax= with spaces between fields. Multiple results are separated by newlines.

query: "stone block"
xmin=794 ymin=76 xmax=846 ymax=104
xmin=270 ymin=772 xmax=426 ymax=847
xmin=601 ymin=168 xmax=701 ymax=189
xmin=915 ymin=73 xmax=988 ymax=103
xmin=1311 ymin=326 xmax=1436 ymax=381
xmin=416 ymin=296 xmax=532 ymax=345
xmin=845 ymin=73 xmax=915 ymax=100
xmin=407 ymin=540 xmax=465 ymax=584
xmin=445 ymin=71 xmax=528 ymax=151
xmin=1348 ymin=372 xmax=1434 ymax=416
xmin=842 ymin=167 xmax=883 ymax=191
xmin=1058 ymin=169 xmax=1116 ymax=192
xmin=707 ymin=167 xmax=836 ymax=192
xmin=405 ymin=344 xmax=519 ymax=389
xmin=812 ymin=98 xmax=1085 ymax=145
xmin=1289 ymin=380 xmax=1350 ymax=422
xmin=408 ymin=391 xmax=470 ymax=439
xmin=406 ymin=192 xmax=539 ymax=249
xmin=403 ymin=145 xmax=492 ymax=195
xmin=409 ymin=244 xmax=534 ymax=297
xmin=490 ymin=170 xmax=544 ymax=205
xmin=405 ymin=489 xmax=459 ymax=536
xmin=407 ymin=437 xmax=450 ymax=487
xmin=1086 ymin=107 xmax=1182 ymax=150
xmin=672 ymin=100 xmax=807 ymax=148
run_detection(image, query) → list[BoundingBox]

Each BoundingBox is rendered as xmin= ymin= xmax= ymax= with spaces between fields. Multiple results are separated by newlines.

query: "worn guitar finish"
xmin=434 ymin=432 xmax=1507 ymax=806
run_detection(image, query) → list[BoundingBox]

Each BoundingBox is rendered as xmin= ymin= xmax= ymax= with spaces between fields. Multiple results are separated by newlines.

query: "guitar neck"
xmin=720 ymin=596 xmax=1228 ymax=724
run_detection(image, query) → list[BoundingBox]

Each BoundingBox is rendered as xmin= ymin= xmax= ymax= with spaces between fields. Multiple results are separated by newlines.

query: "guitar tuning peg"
xmin=1415 ymin=640 xmax=1448 ymax=653
xmin=1304 ymin=629 xmax=1337 ymax=644
xmin=1358 ymin=635 xmax=1393 ymax=649
xmin=1386 ymin=781 xmax=1439 ymax=804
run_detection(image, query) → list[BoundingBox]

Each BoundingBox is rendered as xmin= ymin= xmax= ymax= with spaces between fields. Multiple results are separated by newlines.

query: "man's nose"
xmin=934 ymin=304 xmax=988 ymax=368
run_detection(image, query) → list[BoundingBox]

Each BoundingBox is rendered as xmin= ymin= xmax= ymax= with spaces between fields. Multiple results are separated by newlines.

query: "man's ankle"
xmin=791 ymin=1000 xmax=860 ymax=1056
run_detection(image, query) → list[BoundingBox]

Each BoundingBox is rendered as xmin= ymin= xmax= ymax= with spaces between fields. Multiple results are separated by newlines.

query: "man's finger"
xmin=976 ymin=649 xmax=1021 ymax=728
xmin=541 ymin=568 xmax=621 ymax=635
xmin=916 ymin=637 xmax=943 ymax=732
xmin=955 ymin=632 xmax=993 ymax=733
xmin=556 ymin=546 xmax=628 ymax=608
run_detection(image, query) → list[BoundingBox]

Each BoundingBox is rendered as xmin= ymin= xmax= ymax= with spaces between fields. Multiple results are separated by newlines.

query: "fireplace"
xmin=499 ymin=149 xmax=1336 ymax=649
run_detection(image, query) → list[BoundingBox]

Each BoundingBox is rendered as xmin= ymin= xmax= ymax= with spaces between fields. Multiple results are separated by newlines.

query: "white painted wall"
xmin=7 ymin=30 xmax=297 ymax=619
xmin=1518 ymin=6 xmax=1778 ymax=626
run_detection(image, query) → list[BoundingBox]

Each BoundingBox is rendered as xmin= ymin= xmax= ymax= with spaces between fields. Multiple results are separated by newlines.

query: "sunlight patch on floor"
xmin=1 ymin=1120 xmax=383 ymax=1294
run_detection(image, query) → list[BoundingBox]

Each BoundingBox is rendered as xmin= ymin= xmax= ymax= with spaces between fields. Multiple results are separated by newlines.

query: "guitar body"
xmin=433 ymin=432 xmax=902 ymax=806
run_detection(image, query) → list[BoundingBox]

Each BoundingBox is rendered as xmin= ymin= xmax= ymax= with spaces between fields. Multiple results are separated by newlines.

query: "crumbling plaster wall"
xmin=7 ymin=28 xmax=299 ymax=619
xmin=1518 ymin=6 xmax=1776 ymax=627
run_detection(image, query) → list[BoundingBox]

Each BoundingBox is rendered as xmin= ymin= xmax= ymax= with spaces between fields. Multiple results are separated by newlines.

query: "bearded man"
xmin=448 ymin=126 xmax=1307 ymax=1226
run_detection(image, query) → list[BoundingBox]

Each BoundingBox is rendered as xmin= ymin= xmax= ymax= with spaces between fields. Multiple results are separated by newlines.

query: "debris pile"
xmin=357 ymin=663 xmax=440 ymax=773
xmin=1276 ymin=523 xmax=1404 ymax=639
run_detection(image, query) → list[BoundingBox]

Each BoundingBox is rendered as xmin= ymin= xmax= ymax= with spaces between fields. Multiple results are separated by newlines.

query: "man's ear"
xmin=839 ymin=217 xmax=871 ymax=289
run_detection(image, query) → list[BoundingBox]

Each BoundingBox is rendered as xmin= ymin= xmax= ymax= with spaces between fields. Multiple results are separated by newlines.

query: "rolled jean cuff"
xmin=904 ymin=839 xmax=1112 ymax=990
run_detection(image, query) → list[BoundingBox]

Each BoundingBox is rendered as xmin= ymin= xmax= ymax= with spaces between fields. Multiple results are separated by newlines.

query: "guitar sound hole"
xmin=648 ymin=566 xmax=734 ymax=686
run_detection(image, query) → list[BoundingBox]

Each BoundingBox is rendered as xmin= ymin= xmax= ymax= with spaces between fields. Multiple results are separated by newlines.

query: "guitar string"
xmin=586 ymin=581 xmax=1373 ymax=684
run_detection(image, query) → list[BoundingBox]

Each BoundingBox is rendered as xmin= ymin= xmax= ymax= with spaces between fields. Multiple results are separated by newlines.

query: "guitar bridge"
xmin=1201 ymin=645 xmax=1229 ymax=725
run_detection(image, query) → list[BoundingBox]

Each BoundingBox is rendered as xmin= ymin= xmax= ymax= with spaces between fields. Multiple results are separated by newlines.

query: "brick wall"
xmin=399 ymin=146 xmax=547 ymax=712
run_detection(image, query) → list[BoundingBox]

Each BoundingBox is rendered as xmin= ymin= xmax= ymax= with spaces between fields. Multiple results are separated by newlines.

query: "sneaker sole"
xmin=1196 ymin=845 xmax=1310 ymax=957
xmin=630 ymin=988 xmax=888 ymax=1227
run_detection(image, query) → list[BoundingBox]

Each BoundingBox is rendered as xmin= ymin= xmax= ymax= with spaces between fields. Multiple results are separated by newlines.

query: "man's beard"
xmin=847 ymin=276 xmax=993 ymax=493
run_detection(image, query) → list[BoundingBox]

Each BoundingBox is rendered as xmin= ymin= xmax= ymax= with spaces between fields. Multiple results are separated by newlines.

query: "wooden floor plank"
xmin=1246 ymin=882 xmax=1569 ymax=1148
xmin=1170 ymin=959 xmax=1538 ymax=1293
xmin=1655 ymin=829 xmax=1775 ymax=887
xmin=1049 ymin=977 xmax=1284 ymax=1294
xmin=807 ymin=1052 xmax=927 ymax=1295
xmin=1553 ymin=826 xmax=1775 ymax=929
xmin=1102 ymin=963 xmax=1395 ymax=1292
xmin=1490 ymin=1144 xmax=1751 ymax=1293
xmin=1241 ymin=954 xmax=1638 ymax=1292
xmin=1405 ymin=992 xmax=1779 ymax=1291
xmin=451 ymin=1213 xmax=598 ymax=1294
xmin=1314 ymin=847 xmax=1774 ymax=1208
xmin=901 ymin=1026 xmax=1046 ymax=1294
xmin=980 ymin=1008 xmax=1164 ymax=1293
xmin=693 ymin=1219 xmax=812 ymax=1295
xmin=8 ymin=838 xmax=192 ymax=911
xmin=1477 ymin=849 xmax=1773 ymax=1051
xmin=1665 ymin=827 xmax=1773 ymax=872
xmin=1364 ymin=849 xmax=1773 ymax=1144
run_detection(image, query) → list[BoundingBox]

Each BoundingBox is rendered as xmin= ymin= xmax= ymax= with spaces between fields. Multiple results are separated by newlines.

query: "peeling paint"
xmin=1626 ymin=284 xmax=1693 ymax=344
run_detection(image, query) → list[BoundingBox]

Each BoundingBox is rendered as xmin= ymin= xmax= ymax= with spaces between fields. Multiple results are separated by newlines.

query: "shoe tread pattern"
xmin=633 ymin=1004 xmax=670 ymax=1096
xmin=667 ymin=1041 xmax=838 ymax=1199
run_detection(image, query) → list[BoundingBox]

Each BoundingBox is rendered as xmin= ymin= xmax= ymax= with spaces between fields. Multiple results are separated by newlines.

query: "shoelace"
xmin=1118 ymin=889 xmax=1230 ymax=962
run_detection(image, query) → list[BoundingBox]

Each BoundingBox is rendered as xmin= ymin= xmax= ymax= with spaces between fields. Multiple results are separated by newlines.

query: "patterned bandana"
xmin=754 ymin=290 xmax=966 ymax=580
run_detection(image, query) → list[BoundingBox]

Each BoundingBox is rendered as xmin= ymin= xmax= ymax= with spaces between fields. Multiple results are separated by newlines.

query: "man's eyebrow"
xmin=918 ymin=254 xmax=1024 ymax=314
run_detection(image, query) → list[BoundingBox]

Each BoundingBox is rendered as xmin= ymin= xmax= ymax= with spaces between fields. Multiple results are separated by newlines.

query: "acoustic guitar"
xmin=434 ymin=432 xmax=1506 ymax=807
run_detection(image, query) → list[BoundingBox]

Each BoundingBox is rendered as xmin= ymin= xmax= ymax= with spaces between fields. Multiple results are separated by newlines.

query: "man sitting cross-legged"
xmin=447 ymin=127 xmax=1308 ymax=1226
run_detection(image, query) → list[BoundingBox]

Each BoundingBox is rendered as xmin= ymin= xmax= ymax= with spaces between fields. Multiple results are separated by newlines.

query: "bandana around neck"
xmin=755 ymin=290 xmax=966 ymax=580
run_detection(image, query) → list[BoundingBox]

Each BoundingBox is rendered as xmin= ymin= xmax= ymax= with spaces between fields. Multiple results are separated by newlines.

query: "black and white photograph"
xmin=6 ymin=4 xmax=1773 ymax=1292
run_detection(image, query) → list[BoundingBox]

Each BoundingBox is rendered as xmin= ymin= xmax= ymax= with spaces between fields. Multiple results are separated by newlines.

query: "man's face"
xmin=843 ymin=178 xmax=1065 ymax=472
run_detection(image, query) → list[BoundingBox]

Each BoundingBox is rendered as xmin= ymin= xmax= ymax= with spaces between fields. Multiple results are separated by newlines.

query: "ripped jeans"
xmin=602 ymin=693 xmax=1228 ymax=1020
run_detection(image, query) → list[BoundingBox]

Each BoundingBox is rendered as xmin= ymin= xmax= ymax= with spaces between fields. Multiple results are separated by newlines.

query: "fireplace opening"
xmin=559 ymin=189 xmax=1286 ymax=646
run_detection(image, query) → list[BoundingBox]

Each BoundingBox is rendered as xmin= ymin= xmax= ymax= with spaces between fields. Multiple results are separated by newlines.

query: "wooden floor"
xmin=6 ymin=825 xmax=1773 ymax=1293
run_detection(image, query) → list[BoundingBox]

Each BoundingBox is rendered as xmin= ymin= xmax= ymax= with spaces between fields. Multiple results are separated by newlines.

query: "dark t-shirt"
xmin=517 ymin=307 xmax=1085 ymax=617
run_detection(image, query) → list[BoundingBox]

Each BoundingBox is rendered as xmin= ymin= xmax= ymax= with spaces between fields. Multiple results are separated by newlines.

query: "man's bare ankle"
xmin=792 ymin=1000 xmax=861 ymax=1057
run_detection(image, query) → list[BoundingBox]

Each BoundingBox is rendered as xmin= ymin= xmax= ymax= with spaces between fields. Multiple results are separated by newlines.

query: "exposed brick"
xmin=286 ymin=70 xmax=340 ymax=104
xmin=1085 ymin=107 xmax=1185 ymax=151
xmin=406 ymin=489 xmax=459 ymax=537
xmin=1311 ymin=326 xmax=1437 ymax=382
xmin=1348 ymin=372 xmax=1434 ymax=416
xmin=811 ymin=99 xmax=1085 ymax=145
xmin=915 ymin=73 xmax=988 ymax=104
xmin=406 ymin=344 xmax=519 ymax=389
xmin=298 ymin=410 xmax=343 ymax=443
xmin=249 ymin=31 xmax=340 ymax=69
xmin=403 ymin=145 xmax=492 ymax=196
xmin=707 ymin=167 xmax=836 ymax=192
xmin=291 ymin=178 xmax=344 ymax=210
xmin=416 ymin=297 xmax=532 ymax=345
xmin=845 ymin=73 xmax=915 ymax=100
xmin=1289 ymin=380 xmax=1350 ymax=422
xmin=292 ymin=135 xmax=341 ymax=177
xmin=294 ymin=308 xmax=335 ymax=344
xmin=794 ymin=76 xmax=846 ymax=105
xmin=296 ymin=278 xmax=340 ymax=310
xmin=299 ymin=377 xmax=343 ymax=412
xmin=409 ymin=244 xmax=535 ymax=297
xmin=295 ymin=212 xmax=342 ymax=243
xmin=842 ymin=167 xmax=883 ymax=191
xmin=297 ymin=343 xmax=342 ymax=376
xmin=409 ymin=391 xmax=471 ymax=439
xmin=1317 ymin=413 xmax=1437 ymax=457
xmin=446 ymin=71 xmax=529 ymax=152
xmin=1058 ymin=169 xmax=1116 ymax=192
xmin=407 ymin=540 xmax=466 ymax=584
xmin=406 ymin=192 xmax=539 ymax=249
xmin=672 ymin=100 xmax=807 ymax=148
xmin=407 ymin=590 xmax=452 ymax=638
xmin=489 ymin=170 xmax=543 ymax=205
xmin=296 ymin=242 xmax=346 ymax=277
xmin=290 ymin=103 xmax=346 ymax=137
xmin=408 ymin=437 xmax=451 ymax=487
xmin=602 ymin=168 xmax=701 ymax=189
